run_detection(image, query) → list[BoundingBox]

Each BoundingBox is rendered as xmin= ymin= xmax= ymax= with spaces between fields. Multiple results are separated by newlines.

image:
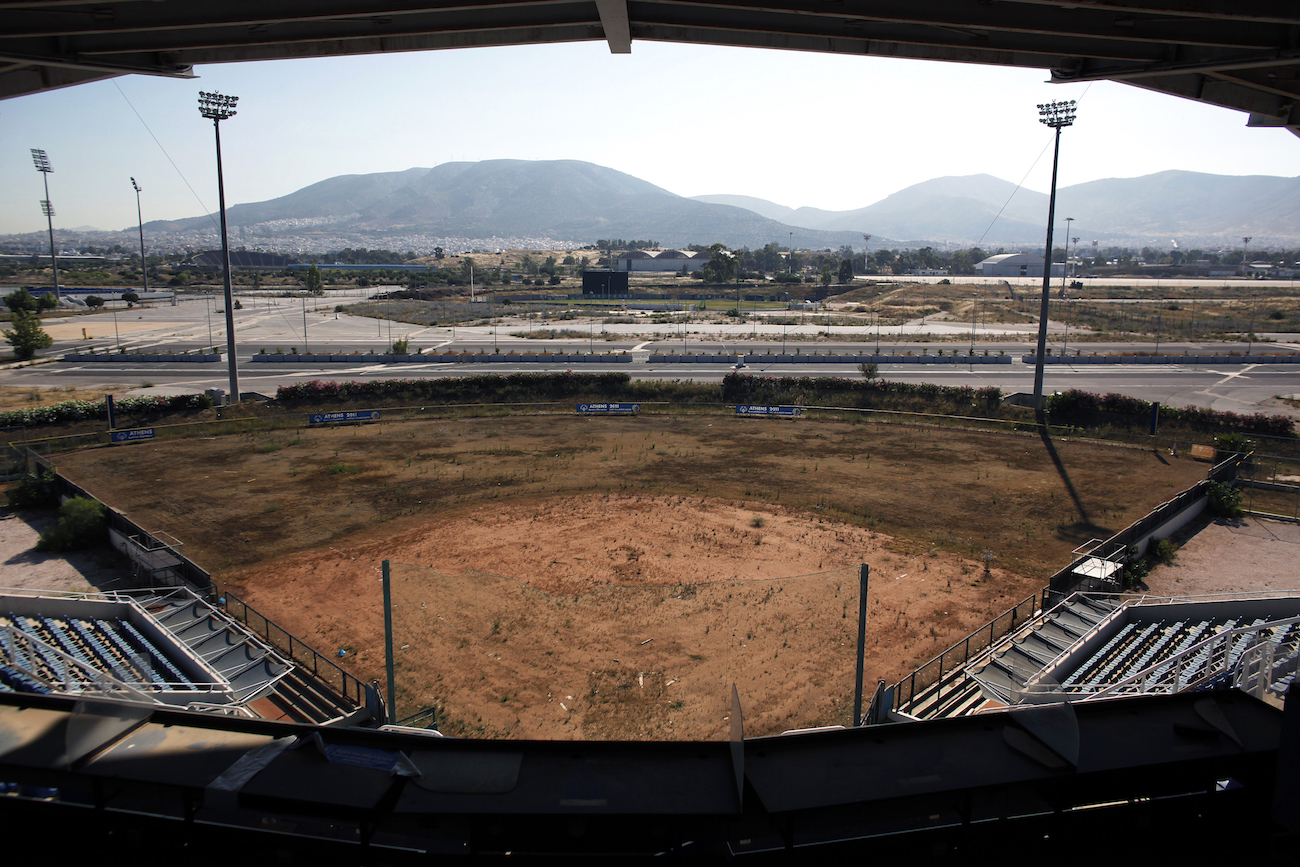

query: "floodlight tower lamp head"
xmin=1037 ymin=100 xmax=1077 ymax=129
xmin=40 ymin=201 xmax=54 ymax=217
xmin=31 ymin=148 xmax=51 ymax=172
xmin=131 ymin=177 xmax=141 ymax=193
xmin=198 ymin=91 xmax=238 ymax=121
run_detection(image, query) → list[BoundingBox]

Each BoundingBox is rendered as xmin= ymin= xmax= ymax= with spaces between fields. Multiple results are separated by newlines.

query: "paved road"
xmin=5 ymin=295 xmax=1298 ymax=417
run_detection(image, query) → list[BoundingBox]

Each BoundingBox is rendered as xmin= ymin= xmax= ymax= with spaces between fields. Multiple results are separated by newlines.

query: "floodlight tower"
xmin=1030 ymin=100 xmax=1077 ymax=417
xmin=30 ymin=149 xmax=61 ymax=303
xmin=1242 ymin=236 xmax=1252 ymax=278
xmin=863 ymin=234 xmax=872 ymax=272
xmin=130 ymin=178 xmax=149 ymax=295
xmin=198 ymin=90 xmax=241 ymax=402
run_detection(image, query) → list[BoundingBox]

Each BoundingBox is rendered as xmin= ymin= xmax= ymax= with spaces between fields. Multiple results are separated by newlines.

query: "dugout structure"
xmin=382 ymin=563 xmax=863 ymax=739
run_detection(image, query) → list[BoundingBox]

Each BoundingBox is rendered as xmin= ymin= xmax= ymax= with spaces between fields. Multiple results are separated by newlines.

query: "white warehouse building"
xmin=616 ymin=250 xmax=709 ymax=272
xmin=975 ymin=253 xmax=1064 ymax=278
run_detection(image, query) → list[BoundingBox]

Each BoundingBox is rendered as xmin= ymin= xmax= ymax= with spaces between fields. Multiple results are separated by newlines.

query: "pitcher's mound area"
xmin=231 ymin=494 xmax=1041 ymax=740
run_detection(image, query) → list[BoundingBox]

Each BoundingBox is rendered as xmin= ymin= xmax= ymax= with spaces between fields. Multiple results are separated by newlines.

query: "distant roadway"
xmin=3 ymin=293 xmax=1297 ymax=419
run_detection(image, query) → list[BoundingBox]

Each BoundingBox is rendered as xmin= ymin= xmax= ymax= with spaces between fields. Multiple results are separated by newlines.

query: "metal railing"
xmin=892 ymin=593 xmax=1042 ymax=713
xmin=1238 ymin=454 xmax=1300 ymax=521
xmin=1015 ymin=614 xmax=1300 ymax=703
xmin=218 ymin=589 xmax=376 ymax=713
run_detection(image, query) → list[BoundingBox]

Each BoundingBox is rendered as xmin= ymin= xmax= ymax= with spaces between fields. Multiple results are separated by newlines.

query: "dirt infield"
xmin=49 ymin=412 xmax=1209 ymax=738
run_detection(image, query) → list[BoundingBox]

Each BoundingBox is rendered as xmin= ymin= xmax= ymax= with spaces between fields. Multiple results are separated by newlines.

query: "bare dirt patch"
xmin=1146 ymin=516 xmax=1300 ymax=597
xmin=47 ymin=413 xmax=1208 ymax=738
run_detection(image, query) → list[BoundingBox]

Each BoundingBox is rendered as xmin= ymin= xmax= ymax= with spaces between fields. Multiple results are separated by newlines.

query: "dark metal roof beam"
xmin=0 ymin=1 xmax=590 ymax=38
xmin=0 ymin=62 xmax=117 ymax=99
xmin=1127 ymin=72 xmax=1295 ymax=118
xmin=1055 ymin=48 xmax=1300 ymax=82
xmin=625 ymin=7 xmax=1169 ymax=65
xmin=6 ymin=6 xmax=600 ymax=57
xmin=74 ymin=24 xmax=606 ymax=66
xmin=1003 ymin=0 xmax=1300 ymax=26
xmin=634 ymin=22 xmax=1080 ymax=69
xmin=595 ymin=0 xmax=631 ymax=52
xmin=0 ymin=48 xmax=193 ymax=78
xmin=638 ymin=0 xmax=1294 ymax=50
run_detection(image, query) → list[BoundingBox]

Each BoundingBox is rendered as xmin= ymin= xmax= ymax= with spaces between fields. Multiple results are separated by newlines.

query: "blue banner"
xmin=111 ymin=428 xmax=155 ymax=443
xmin=310 ymin=410 xmax=381 ymax=424
xmin=576 ymin=403 xmax=640 ymax=414
xmin=735 ymin=405 xmax=801 ymax=417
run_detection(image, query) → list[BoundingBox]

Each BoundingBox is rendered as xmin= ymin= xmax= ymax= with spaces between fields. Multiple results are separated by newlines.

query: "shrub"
xmin=1153 ymin=538 xmax=1178 ymax=564
xmin=1206 ymin=481 xmax=1243 ymax=518
xmin=1121 ymin=547 xmax=1151 ymax=588
xmin=7 ymin=471 xmax=58 ymax=510
xmin=35 ymin=497 xmax=109 ymax=552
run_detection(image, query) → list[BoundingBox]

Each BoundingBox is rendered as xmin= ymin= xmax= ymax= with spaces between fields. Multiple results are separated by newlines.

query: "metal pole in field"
xmin=198 ymin=90 xmax=241 ymax=402
xmin=302 ymin=295 xmax=309 ymax=355
xmin=853 ymin=563 xmax=870 ymax=725
xmin=382 ymin=560 xmax=396 ymax=725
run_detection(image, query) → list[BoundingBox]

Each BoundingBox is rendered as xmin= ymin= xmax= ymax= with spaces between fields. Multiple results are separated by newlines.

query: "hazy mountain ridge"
xmin=698 ymin=171 xmax=1299 ymax=247
xmin=143 ymin=160 xmax=880 ymax=251
xmin=128 ymin=160 xmax=1300 ymax=253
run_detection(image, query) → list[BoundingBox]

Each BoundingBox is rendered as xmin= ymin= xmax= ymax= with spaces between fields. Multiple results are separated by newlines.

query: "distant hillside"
xmin=694 ymin=171 xmax=1300 ymax=247
xmin=144 ymin=159 xmax=877 ymax=250
xmin=140 ymin=161 xmax=1300 ymax=252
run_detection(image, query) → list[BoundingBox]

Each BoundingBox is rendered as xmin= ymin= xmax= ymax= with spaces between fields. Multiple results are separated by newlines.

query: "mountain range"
xmin=140 ymin=159 xmax=1300 ymax=251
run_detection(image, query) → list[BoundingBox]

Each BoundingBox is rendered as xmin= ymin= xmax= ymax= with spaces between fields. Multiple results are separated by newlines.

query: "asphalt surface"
xmin=4 ymin=293 xmax=1298 ymax=417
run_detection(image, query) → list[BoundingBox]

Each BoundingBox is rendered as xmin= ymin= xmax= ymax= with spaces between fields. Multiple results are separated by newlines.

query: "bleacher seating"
xmin=955 ymin=595 xmax=1300 ymax=715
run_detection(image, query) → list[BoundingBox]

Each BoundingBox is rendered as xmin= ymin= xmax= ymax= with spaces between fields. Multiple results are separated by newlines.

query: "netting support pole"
xmin=853 ymin=563 xmax=870 ymax=725
xmin=382 ymin=559 xmax=396 ymax=725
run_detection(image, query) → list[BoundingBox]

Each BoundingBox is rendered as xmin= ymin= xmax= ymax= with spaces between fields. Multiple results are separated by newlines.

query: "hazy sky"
xmin=2 ymin=39 xmax=1297 ymax=236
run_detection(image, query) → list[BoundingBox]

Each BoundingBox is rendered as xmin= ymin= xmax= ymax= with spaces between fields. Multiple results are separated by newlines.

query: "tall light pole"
xmin=1031 ymin=99 xmax=1077 ymax=416
xmin=30 ymin=149 xmax=61 ymax=303
xmin=863 ymin=234 xmax=872 ymax=273
xmin=1242 ymin=236 xmax=1252 ymax=279
xmin=130 ymin=177 xmax=149 ymax=295
xmin=198 ymin=90 xmax=241 ymax=402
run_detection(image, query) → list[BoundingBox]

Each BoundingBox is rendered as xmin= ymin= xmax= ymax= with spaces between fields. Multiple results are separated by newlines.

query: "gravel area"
xmin=0 ymin=507 xmax=131 ymax=595
xmin=1145 ymin=516 xmax=1300 ymax=597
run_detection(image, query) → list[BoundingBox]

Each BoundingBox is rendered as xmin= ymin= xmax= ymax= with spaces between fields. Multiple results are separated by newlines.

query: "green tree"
xmin=837 ymin=258 xmax=853 ymax=283
xmin=36 ymin=292 xmax=58 ymax=311
xmin=35 ymin=497 xmax=108 ymax=552
xmin=121 ymin=291 xmax=140 ymax=308
xmin=820 ymin=263 xmax=834 ymax=287
xmin=700 ymin=244 xmax=738 ymax=283
xmin=3 ymin=311 xmax=54 ymax=360
xmin=305 ymin=264 xmax=324 ymax=296
xmin=4 ymin=287 xmax=38 ymax=313
xmin=84 ymin=295 xmax=105 ymax=309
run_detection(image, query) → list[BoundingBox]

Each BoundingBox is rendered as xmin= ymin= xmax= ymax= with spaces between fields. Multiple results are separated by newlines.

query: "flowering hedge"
xmin=0 ymin=393 xmax=212 ymax=428
xmin=1045 ymin=389 xmax=1294 ymax=438
xmin=276 ymin=373 xmax=637 ymax=405
xmin=722 ymin=372 xmax=1003 ymax=413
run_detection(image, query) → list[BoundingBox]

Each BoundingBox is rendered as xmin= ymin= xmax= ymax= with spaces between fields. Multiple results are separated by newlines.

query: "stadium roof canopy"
xmin=2 ymin=1 xmax=1297 ymax=137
